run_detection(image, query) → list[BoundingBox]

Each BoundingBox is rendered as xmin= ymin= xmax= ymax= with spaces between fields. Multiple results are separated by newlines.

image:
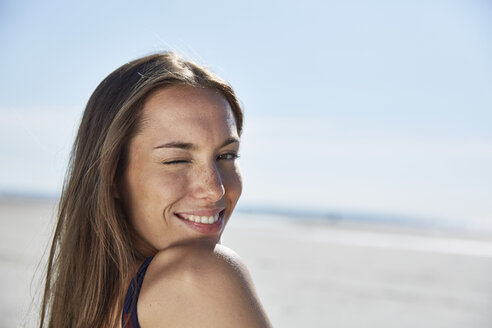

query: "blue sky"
xmin=1 ymin=0 xmax=491 ymax=228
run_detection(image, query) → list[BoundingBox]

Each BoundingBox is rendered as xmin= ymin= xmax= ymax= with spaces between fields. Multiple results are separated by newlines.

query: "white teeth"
xmin=181 ymin=213 xmax=220 ymax=224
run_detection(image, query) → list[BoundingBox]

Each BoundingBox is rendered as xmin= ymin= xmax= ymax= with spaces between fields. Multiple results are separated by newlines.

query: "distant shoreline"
xmin=0 ymin=190 xmax=59 ymax=202
xmin=1 ymin=191 xmax=491 ymax=239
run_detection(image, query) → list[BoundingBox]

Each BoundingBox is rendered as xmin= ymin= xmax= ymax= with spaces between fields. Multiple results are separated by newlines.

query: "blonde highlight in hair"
xmin=40 ymin=52 xmax=243 ymax=328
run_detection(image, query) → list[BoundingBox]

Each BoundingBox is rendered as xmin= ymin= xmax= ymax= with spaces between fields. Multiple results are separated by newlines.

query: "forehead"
xmin=138 ymin=85 xmax=238 ymax=140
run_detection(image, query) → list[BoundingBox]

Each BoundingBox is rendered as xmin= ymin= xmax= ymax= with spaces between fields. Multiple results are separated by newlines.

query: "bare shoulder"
xmin=138 ymin=244 xmax=272 ymax=328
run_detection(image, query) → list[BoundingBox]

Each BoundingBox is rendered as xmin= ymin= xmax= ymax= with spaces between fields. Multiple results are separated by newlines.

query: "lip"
xmin=175 ymin=209 xmax=226 ymax=234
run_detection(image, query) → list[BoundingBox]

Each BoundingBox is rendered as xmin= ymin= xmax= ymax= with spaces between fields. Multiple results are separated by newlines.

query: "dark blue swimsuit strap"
xmin=122 ymin=256 xmax=154 ymax=328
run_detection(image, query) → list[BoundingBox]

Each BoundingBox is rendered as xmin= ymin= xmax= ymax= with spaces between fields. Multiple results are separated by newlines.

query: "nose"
xmin=192 ymin=163 xmax=225 ymax=202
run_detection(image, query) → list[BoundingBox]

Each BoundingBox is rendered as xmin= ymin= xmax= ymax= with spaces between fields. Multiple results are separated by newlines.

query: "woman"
xmin=40 ymin=52 xmax=272 ymax=327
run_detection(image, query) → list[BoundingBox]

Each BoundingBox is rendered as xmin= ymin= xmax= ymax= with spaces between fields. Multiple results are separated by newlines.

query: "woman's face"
xmin=119 ymin=85 xmax=242 ymax=251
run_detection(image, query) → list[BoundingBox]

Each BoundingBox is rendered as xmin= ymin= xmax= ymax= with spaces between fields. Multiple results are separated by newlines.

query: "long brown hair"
xmin=40 ymin=52 xmax=243 ymax=328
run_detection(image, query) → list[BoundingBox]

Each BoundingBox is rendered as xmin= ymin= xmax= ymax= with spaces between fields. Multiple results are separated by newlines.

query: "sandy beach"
xmin=1 ymin=197 xmax=491 ymax=328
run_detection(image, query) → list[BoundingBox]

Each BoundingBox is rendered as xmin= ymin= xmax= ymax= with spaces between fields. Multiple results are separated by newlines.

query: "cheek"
xmin=223 ymin=164 xmax=243 ymax=201
xmin=124 ymin=169 xmax=191 ymax=222
xmin=150 ymin=171 xmax=191 ymax=207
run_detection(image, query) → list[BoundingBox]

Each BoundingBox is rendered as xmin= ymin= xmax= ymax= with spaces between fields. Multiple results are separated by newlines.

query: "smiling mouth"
xmin=175 ymin=210 xmax=226 ymax=225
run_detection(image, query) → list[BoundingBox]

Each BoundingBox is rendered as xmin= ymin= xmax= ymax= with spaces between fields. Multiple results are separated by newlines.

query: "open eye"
xmin=217 ymin=152 xmax=240 ymax=161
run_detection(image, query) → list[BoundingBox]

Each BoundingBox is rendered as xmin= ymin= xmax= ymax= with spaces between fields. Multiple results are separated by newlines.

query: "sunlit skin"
xmin=118 ymin=85 xmax=242 ymax=252
xmin=115 ymin=84 xmax=272 ymax=328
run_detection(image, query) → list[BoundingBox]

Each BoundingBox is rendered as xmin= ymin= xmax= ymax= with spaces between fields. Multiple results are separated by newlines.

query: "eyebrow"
xmin=153 ymin=137 xmax=240 ymax=150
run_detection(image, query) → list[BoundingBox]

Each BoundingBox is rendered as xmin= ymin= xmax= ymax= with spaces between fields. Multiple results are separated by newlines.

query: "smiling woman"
xmin=39 ymin=52 xmax=272 ymax=328
xmin=119 ymin=86 xmax=242 ymax=249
